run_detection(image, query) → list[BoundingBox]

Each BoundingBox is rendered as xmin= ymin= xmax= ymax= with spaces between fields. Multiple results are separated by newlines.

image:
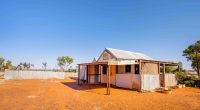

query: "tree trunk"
xmin=197 ymin=61 xmax=200 ymax=79
xmin=195 ymin=52 xmax=200 ymax=79
xmin=198 ymin=68 xmax=200 ymax=79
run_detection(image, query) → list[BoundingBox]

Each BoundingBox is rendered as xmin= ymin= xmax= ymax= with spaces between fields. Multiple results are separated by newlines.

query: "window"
xmin=116 ymin=65 xmax=118 ymax=74
xmin=125 ymin=65 xmax=131 ymax=73
xmin=135 ymin=64 xmax=139 ymax=74
xmin=95 ymin=65 xmax=99 ymax=74
xmin=102 ymin=66 xmax=107 ymax=74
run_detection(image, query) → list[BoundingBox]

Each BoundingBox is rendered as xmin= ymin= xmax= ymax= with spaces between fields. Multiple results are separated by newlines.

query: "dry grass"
xmin=0 ymin=78 xmax=199 ymax=110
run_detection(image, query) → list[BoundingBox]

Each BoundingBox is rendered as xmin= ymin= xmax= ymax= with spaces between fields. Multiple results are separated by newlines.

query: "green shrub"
xmin=175 ymin=72 xmax=199 ymax=87
xmin=196 ymin=80 xmax=200 ymax=87
xmin=175 ymin=72 xmax=187 ymax=84
xmin=184 ymin=80 xmax=196 ymax=87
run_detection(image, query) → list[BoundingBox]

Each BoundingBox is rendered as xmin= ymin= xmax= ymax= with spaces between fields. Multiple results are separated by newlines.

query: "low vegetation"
xmin=175 ymin=71 xmax=200 ymax=87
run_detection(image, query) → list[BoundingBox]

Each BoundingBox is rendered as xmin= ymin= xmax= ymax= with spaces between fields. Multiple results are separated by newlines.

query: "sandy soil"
xmin=0 ymin=72 xmax=4 ymax=79
xmin=0 ymin=78 xmax=199 ymax=110
xmin=0 ymin=72 xmax=4 ymax=75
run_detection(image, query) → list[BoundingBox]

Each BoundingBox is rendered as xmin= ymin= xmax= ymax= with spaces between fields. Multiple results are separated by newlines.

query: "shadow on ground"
xmin=61 ymin=81 xmax=110 ymax=95
xmin=62 ymin=82 xmax=106 ymax=90
xmin=61 ymin=80 xmax=140 ymax=95
xmin=69 ymin=77 xmax=78 ymax=81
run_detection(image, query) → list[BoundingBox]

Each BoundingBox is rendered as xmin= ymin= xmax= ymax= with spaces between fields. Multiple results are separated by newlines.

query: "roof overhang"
xmin=78 ymin=59 xmax=179 ymax=66
xmin=138 ymin=59 xmax=179 ymax=66
xmin=78 ymin=62 xmax=108 ymax=66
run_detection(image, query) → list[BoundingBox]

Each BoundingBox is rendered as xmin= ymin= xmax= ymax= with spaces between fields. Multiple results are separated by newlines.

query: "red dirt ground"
xmin=0 ymin=78 xmax=199 ymax=110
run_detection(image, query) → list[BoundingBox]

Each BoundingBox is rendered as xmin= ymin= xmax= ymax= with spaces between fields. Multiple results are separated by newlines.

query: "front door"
xmin=94 ymin=65 xmax=100 ymax=83
xmin=160 ymin=74 xmax=164 ymax=87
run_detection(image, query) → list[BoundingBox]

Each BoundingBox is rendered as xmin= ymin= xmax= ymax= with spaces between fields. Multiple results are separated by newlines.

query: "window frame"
xmin=102 ymin=66 xmax=107 ymax=74
xmin=135 ymin=64 xmax=140 ymax=74
xmin=125 ymin=65 xmax=131 ymax=73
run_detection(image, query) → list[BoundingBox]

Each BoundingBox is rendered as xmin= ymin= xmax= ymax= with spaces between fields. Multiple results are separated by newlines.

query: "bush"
xmin=175 ymin=72 xmax=187 ymax=84
xmin=175 ymin=72 xmax=199 ymax=87
xmin=196 ymin=80 xmax=200 ymax=87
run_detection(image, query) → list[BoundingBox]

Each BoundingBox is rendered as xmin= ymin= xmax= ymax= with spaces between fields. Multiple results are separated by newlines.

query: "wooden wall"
xmin=141 ymin=63 xmax=158 ymax=74
xmin=98 ymin=51 xmax=116 ymax=62
xmin=88 ymin=65 xmax=95 ymax=74
xmin=88 ymin=65 xmax=100 ymax=84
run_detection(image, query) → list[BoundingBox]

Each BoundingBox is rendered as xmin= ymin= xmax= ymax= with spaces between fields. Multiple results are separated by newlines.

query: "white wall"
xmin=4 ymin=70 xmax=65 ymax=79
xmin=115 ymin=74 xmax=160 ymax=90
xmin=132 ymin=74 xmax=141 ymax=90
xmin=116 ymin=74 xmax=141 ymax=90
xmin=116 ymin=74 xmax=134 ymax=89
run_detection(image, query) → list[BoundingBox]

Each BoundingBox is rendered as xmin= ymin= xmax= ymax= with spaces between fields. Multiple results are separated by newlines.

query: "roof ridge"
xmin=106 ymin=48 xmax=153 ymax=60
xmin=106 ymin=48 xmax=142 ymax=54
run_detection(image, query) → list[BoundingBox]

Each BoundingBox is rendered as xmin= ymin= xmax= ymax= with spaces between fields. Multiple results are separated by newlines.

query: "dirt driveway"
xmin=0 ymin=78 xmax=199 ymax=110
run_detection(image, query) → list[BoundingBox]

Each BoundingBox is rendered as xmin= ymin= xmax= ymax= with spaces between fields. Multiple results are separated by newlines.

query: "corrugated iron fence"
xmin=4 ymin=70 xmax=65 ymax=79
xmin=141 ymin=74 xmax=160 ymax=91
xmin=164 ymin=74 xmax=177 ymax=87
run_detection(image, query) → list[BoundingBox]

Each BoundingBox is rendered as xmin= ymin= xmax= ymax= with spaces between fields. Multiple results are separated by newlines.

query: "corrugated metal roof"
xmin=106 ymin=48 xmax=153 ymax=60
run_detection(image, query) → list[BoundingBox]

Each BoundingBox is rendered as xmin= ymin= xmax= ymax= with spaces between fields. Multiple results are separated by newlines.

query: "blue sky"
xmin=0 ymin=0 xmax=199 ymax=69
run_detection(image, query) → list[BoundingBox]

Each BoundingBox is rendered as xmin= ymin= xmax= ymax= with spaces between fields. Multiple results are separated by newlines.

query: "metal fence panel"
xmin=141 ymin=74 xmax=160 ymax=91
xmin=165 ymin=74 xmax=177 ymax=87
xmin=4 ymin=70 xmax=65 ymax=79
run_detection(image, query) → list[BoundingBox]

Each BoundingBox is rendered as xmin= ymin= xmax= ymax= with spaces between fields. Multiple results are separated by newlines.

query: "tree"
xmin=178 ymin=61 xmax=183 ymax=71
xmin=42 ymin=62 xmax=47 ymax=70
xmin=16 ymin=62 xmax=34 ymax=70
xmin=57 ymin=57 xmax=65 ymax=71
xmin=0 ymin=57 xmax=5 ymax=71
xmin=160 ymin=66 xmax=177 ymax=73
xmin=57 ymin=56 xmax=74 ymax=71
xmin=0 ymin=58 xmax=15 ymax=71
xmin=183 ymin=40 xmax=200 ymax=78
xmin=16 ymin=62 xmax=23 ymax=70
xmin=5 ymin=60 xmax=14 ymax=70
